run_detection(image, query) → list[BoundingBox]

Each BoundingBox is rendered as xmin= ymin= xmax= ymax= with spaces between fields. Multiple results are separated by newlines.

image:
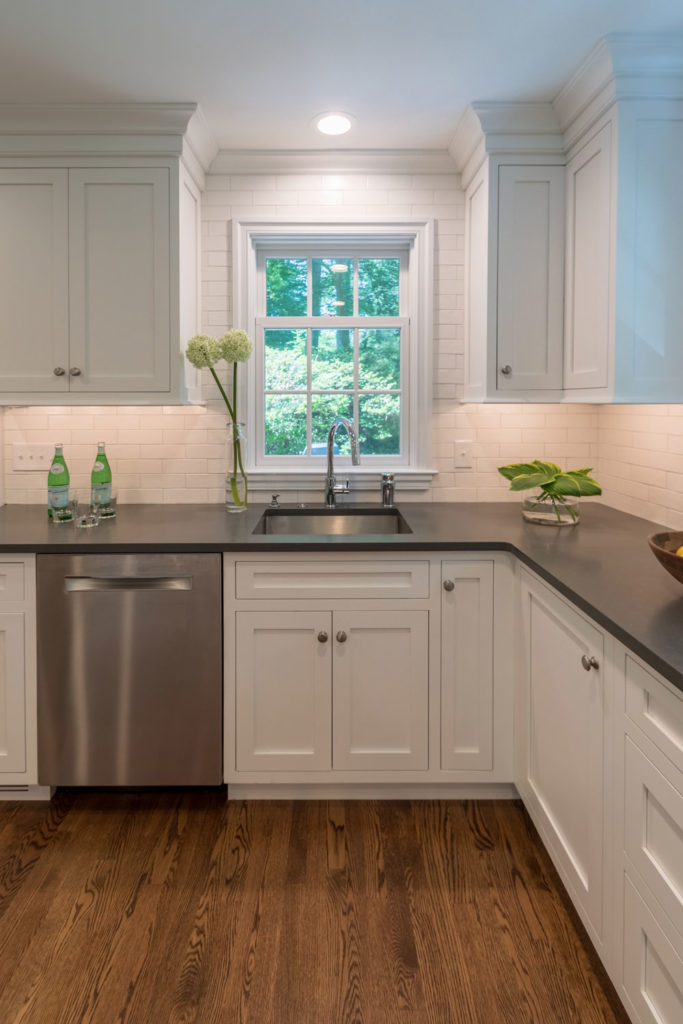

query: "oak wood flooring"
xmin=0 ymin=792 xmax=630 ymax=1024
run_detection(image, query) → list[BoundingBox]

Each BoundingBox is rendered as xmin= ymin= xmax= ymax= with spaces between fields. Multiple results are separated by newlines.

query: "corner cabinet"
xmin=0 ymin=556 xmax=38 ymax=787
xmin=0 ymin=160 xmax=201 ymax=404
xmin=224 ymin=551 xmax=514 ymax=790
xmin=464 ymin=158 xmax=566 ymax=402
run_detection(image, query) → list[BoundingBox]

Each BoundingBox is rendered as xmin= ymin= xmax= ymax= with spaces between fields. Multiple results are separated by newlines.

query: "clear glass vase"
xmin=521 ymin=493 xmax=580 ymax=526
xmin=225 ymin=421 xmax=248 ymax=512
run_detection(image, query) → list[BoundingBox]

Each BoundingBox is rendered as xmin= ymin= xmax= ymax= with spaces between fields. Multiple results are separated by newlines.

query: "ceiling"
xmin=1 ymin=0 xmax=682 ymax=152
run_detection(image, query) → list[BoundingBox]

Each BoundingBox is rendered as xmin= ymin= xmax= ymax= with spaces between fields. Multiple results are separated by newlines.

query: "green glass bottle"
xmin=90 ymin=442 xmax=112 ymax=512
xmin=47 ymin=443 xmax=70 ymax=520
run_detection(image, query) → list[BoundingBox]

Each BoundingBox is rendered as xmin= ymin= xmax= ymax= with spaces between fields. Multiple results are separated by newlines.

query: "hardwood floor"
xmin=0 ymin=792 xmax=629 ymax=1024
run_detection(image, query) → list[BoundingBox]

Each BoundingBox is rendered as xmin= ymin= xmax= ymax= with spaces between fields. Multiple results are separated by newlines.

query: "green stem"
xmin=209 ymin=366 xmax=235 ymax=422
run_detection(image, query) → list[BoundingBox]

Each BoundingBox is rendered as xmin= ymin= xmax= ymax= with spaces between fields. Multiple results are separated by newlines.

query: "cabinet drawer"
xmin=626 ymin=653 xmax=683 ymax=774
xmin=235 ymin=560 xmax=430 ymax=600
xmin=0 ymin=563 xmax=25 ymax=603
xmin=625 ymin=736 xmax=683 ymax=938
xmin=622 ymin=874 xmax=683 ymax=1024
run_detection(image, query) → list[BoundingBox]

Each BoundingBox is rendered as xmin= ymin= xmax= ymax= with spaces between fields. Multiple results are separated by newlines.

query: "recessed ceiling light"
xmin=315 ymin=112 xmax=353 ymax=136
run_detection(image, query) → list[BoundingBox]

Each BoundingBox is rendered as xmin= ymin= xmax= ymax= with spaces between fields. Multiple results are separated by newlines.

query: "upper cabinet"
xmin=452 ymin=35 xmax=683 ymax=404
xmin=0 ymin=105 xmax=212 ymax=405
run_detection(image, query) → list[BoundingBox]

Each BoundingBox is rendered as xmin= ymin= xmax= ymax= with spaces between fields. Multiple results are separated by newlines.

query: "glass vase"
xmin=521 ymin=493 xmax=580 ymax=526
xmin=226 ymin=421 xmax=248 ymax=512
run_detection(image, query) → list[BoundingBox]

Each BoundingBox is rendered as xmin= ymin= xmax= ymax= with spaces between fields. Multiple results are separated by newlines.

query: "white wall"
xmin=0 ymin=167 xmax=680 ymax=527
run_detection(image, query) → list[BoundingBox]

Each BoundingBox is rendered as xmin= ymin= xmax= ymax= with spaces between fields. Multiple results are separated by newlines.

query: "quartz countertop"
xmin=1 ymin=500 xmax=681 ymax=694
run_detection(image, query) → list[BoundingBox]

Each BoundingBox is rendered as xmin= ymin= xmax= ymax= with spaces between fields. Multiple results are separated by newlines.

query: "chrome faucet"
xmin=325 ymin=417 xmax=360 ymax=507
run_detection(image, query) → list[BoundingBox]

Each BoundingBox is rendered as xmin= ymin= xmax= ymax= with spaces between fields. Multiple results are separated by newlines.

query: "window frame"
xmin=233 ymin=218 xmax=435 ymax=492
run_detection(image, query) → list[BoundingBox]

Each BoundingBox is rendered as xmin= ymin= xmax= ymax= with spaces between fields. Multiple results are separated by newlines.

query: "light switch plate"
xmin=454 ymin=440 xmax=473 ymax=469
xmin=12 ymin=443 xmax=54 ymax=471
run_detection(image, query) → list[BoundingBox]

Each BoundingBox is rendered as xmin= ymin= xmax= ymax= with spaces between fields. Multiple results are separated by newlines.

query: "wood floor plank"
xmin=0 ymin=793 xmax=631 ymax=1024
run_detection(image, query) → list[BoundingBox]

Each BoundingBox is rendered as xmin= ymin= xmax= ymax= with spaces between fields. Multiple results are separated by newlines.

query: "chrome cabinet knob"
xmin=317 ymin=631 xmax=328 ymax=644
xmin=336 ymin=631 xmax=347 ymax=643
xmin=500 ymin=365 xmax=512 ymax=376
xmin=69 ymin=367 xmax=82 ymax=376
xmin=53 ymin=366 xmax=66 ymax=376
xmin=581 ymin=654 xmax=600 ymax=671
xmin=443 ymin=579 xmax=455 ymax=592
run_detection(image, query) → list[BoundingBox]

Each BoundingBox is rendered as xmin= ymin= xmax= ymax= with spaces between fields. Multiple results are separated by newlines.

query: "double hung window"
xmin=233 ymin=221 xmax=433 ymax=487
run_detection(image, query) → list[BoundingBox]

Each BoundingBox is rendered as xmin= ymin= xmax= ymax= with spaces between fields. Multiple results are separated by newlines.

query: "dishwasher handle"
xmin=65 ymin=576 xmax=193 ymax=592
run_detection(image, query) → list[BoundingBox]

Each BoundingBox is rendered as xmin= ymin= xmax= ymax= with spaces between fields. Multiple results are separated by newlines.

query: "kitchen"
xmin=1 ymin=2 xmax=682 ymax=1022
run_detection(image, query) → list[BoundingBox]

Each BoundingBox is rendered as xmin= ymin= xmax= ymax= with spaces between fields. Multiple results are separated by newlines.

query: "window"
xmin=233 ymin=220 xmax=434 ymax=491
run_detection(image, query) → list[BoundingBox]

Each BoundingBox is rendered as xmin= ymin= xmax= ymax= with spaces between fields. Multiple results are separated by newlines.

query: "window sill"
xmin=248 ymin=469 xmax=438 ymax=493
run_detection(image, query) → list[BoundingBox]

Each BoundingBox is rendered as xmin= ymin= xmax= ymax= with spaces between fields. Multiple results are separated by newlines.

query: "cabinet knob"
xmin=500 ymin=365 xmax=512 ymax=376
xmin=53 ymin=367 xmax=66 ymax=376
xmin=581 ymin=654 xmax=600 ymax=671
xmin=336 ymin=630 xmax=347 ymax=644
xmin=69 ymin=367 xmax=82 ymax=376
xmin=443 ymin=579 xmax=455 ymax=592
xmin=317 ymin=631 xmax=328 ymax=644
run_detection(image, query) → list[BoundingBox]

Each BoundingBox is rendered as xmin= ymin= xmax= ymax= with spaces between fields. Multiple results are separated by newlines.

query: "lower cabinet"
xmin=517 ymin=567 xmax=608 ymax=951
xmin=235 ymin=608 xmax=429 ymax=772
xmin=0 ymin=556 xmax=37 ymax=785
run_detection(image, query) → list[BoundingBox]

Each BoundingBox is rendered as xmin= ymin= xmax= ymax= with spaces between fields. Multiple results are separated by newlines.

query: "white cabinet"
xmin=464 ymin=158 xmax=566 ymax=401
xmin=440 ymin=559 xmax=494 ymax=771
xmin=234 ymin=606 xmax=428 ymax=774
xmin=516 ymin=567 xmax=608 ymax=952
xmin=0 ymin=556 xmax=37 ymax=785
xmin=614 ymin=647 xmax=683 ymax=1023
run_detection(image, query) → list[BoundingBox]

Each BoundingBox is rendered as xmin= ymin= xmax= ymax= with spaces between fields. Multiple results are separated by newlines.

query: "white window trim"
xmin=232 ymin=217 xmax=436 ymax=493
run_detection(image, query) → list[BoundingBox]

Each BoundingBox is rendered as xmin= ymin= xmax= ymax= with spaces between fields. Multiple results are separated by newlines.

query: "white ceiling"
xmin=1 ymin=0 xmax=682 ymax=152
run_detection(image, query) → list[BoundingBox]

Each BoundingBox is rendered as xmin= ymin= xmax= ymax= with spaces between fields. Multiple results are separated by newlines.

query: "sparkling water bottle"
xmin=47 ymin=443 xmax=70 ymax=520
xmin=90 ymin=442 xmax=112 ymax=512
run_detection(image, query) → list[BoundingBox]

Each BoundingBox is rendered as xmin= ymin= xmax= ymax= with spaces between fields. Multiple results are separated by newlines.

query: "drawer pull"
xmin=336 ymin=630 xmax=348 ymax=644
xmin=53 ymin=366 xmax=66 ymax=376
xmin=317 ymin=631 xmax=328 ymax=644
xmin=443 ymin=579 xmax=455 ymax=592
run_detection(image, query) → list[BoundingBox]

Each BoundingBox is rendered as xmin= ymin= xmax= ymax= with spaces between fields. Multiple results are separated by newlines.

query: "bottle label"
xmin=48 ymin=484 xmax=69 ymax=509
xmin=93 ymin=461 xmax=105 ymax=472
xmin=91 ymin=483 xmax=111 ymax=505
xmin=50 ymin=464 xmax=65 ymax=475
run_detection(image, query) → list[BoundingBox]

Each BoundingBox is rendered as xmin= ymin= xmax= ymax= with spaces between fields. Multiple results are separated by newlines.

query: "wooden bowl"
xmin=648 ymin=531 xmax=683 ymax=585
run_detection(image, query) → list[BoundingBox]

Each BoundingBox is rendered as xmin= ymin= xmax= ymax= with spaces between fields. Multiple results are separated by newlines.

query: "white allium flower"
xmin=219 ymin=329 xmax=253 ymax=363
xmin=185 ymin=335 xmax=221 ymax=368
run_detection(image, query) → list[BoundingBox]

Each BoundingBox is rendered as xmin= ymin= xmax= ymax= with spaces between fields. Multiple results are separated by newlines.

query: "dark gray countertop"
xmin=1 ymin=500 xmax=681 ymax=694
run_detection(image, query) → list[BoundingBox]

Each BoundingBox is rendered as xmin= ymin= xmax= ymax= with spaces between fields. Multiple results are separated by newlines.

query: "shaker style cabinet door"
xmin=0 ymin=170 xmax=69 ymax=393
xmin=332 ymin=610 xmax=429 ymax=771
xmin=68 ymin=167 xmax=171 ymax=393
xmin=0 ymin=611 xmax=28 ymax=775
xmin=235 ymin=610 xmax=332 ymax=772
xmin=517 ymin=572 xmax=606 ymax=948
xmin=440 ymin=560 xmax=494 ymax=771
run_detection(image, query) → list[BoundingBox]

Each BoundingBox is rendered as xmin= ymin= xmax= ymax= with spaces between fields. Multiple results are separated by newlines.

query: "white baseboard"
xmin=227 ymin=782 xmax=519 ymax=801
xmin=0 ymin=784 xmax=54 ymax=801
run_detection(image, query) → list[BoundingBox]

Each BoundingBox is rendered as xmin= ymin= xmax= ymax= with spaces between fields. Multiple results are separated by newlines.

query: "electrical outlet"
xmin=454 ymin=440 xmax=473 ymax=469
xmin=12 ymin=443 xmax=54 ymax=472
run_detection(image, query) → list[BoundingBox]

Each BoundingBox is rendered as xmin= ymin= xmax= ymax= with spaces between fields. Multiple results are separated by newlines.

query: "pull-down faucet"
xmin=325 ymin=417 xmax=360 ymax=507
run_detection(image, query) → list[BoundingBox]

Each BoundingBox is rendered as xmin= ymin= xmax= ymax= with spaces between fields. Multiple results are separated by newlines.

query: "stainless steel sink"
xmin=252 ymin=507 xmax=412 ymax=536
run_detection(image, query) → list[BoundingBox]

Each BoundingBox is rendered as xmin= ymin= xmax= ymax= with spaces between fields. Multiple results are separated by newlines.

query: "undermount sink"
xmin=252 ymin=506 xmax=413 ymax=536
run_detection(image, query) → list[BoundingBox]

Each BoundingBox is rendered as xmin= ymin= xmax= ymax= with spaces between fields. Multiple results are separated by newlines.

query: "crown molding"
xmin=0 ymin=103 xmax=200 ymax=158
xmin=450 ymin=102 xmax=564 ymax=188
xmin=555 ymin=34 xmax=683 ymax=148
xmin=208 ymin=148 xmax=457 ymax=175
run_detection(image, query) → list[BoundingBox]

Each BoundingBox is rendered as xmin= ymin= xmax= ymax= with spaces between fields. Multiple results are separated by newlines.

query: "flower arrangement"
xmin=186 ymin=330 xmax=254 ymax=510
xmin=498 ymin=460 xmax=602 ymax=524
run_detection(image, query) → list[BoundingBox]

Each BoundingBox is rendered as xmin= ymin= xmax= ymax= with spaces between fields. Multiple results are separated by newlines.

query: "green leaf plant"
xmin=497 ymin=460 xmax=602 ymax=523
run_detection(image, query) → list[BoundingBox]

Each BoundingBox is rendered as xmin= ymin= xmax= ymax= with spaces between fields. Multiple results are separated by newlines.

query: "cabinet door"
xmin=0 ymin=611 xmax=27 ymax=774
xmin=68 ymin=167 xmax=171 ymax=392
xmin=0 ymin=170 xmax=69 ymax=392
xmin=332 ymin=610 xmax=428 ymax=771
xmin=518 ymin=574 xmax=606 ymax=942
xmin=235 ymin=611 xmax=332 ymax=771
xmin=441 ymin=561 xmax=494 ymax=771
xmin=496 ymin=165 xmax=565 ymax=392
xmin=564 ymin=123 xmax=612 ymax=391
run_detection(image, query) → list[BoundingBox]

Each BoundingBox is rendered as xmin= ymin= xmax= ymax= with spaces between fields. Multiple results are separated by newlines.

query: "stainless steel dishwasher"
xmin=36 ymin=553 xmax=223 ymax=786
